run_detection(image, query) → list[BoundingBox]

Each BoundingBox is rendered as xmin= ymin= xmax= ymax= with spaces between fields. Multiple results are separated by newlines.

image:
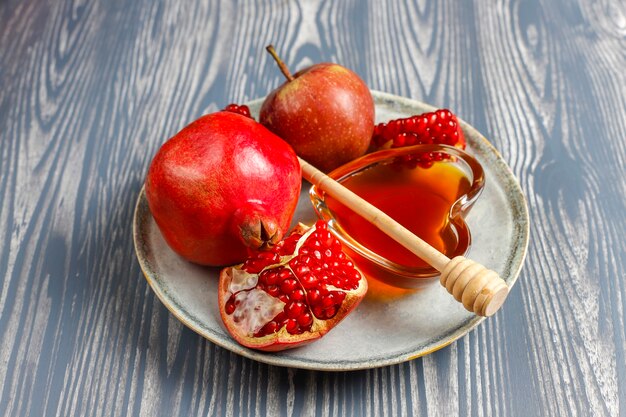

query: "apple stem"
xmin=266 ymin=45 xmax=294 ymax=82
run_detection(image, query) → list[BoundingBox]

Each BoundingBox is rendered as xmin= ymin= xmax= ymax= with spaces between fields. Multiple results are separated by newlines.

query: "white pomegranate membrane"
xmin=222 ymin=221 xmax=366 ymax=340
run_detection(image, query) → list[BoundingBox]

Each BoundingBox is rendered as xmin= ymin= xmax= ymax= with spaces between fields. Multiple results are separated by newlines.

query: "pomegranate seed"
xmin=316 ymin=221 xmax=327 ymax=230
xmin=300 ymin=274 xmax=318 ymax=289
xmin=223 ymin=103 xmax=252 ymax=118
xmin=279 ymin=234 xmax=301 ymax=255
xmin=285 ymin=301 xmax=305 ymax=319
xmin=320 ymin=232 xmax=334 ymax=248
xmin=256 ymin=321 xmax=278 ymax=336
xmin=325 ymin=306 xmax=337 ymax=318
xmin=307 ymin=289 xmax=321 ymax=304
xmin=293 ymin=264 xmax=310 ymax=276
xmin=225 ymin=297 xmax=236 ymax=315
xmin=312 ymin=306 xmax=324 ymax=318
xmin=280 ymin=278 xmax=298 ymax=295
xmin=318 ymin=272 xmax=330 ymax=283
xmin=242 ymin=250 xmax=281 ymax=273
xmin=266 ymin=285 xmax=279 ymax=297
xmin=290 ymin=289 xmax=305 ymax=302
xmin=285 ymin=319 xmax=298 ymax=334
xmin=297 ymin=312 xmax=313 ymax=327
xmin=322 ymin=294 xmax=335 ymax=308
xmin=371 ymin=109 xmax=466 ymax=156
xmin=258 ymin=270 xmax=269 ymax=285
xmin=266 ymin=270 xmax=280 ymax=286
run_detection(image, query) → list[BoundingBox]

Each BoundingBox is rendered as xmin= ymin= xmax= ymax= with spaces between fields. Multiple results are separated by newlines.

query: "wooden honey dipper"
xmin=299 ymin=157 xmax=509 ymax=317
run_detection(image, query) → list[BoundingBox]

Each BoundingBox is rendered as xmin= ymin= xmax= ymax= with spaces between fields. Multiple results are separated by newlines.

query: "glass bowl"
xmin=309 ymin=144 xmax=485 ymax=289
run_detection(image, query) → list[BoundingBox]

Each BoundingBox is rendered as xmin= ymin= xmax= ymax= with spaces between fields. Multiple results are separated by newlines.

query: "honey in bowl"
xmin=309 ymin=144 xmax=485 ymax=289
xmin=326 ymin=161 xmax=471 ymax=268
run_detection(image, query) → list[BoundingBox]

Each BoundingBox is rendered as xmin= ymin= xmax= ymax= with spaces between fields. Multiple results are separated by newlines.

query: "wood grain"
xmin=0 ymin=0 xmax=624 ymax=416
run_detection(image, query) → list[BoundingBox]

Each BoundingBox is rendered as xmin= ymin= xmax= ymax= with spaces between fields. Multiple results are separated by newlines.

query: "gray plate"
xmin=133 ymin=91 xmax=529 ymax=371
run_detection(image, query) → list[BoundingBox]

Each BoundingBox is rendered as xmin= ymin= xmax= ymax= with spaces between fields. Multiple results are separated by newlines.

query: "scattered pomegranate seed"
xmin=223 ymin=103 xmax=252 ymax=118
xmin=371 ymin=109 xmax=466 ymax=151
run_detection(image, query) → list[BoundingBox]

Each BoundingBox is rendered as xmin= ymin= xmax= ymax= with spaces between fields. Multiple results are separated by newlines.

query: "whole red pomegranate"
xmin=219 ymin=221 xmax=368 ymax=351
xmin=145 ymin=111 xmax=301 ymax=266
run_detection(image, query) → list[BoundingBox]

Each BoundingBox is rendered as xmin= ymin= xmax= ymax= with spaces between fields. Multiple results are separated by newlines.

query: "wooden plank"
xmin=0 ymin=0 xmax=624 ymax=415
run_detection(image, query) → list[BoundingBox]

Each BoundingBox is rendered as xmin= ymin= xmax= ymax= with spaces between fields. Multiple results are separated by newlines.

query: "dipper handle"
xmin=299 ymin=157 xmax=509 ymax=316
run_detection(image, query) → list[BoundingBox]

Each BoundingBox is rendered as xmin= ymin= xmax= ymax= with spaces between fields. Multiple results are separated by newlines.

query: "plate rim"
xmin=132 ymin=90 xmax=530 ymax=371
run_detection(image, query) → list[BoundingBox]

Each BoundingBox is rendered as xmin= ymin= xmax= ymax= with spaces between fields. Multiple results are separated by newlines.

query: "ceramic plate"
xmin=133 ymin=91 xmax=529 ymax=371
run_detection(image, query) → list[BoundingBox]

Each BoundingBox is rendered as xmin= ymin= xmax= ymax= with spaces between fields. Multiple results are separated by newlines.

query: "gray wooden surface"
xmin=1 ymin=0 xmax=625 ymax=416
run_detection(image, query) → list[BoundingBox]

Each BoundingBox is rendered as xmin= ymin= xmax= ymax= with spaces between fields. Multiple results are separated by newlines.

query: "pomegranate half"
xmin=145 ymin=111 xmax=301 ymax=266
xmin=219 ymin=221 xmax=368 ymax=351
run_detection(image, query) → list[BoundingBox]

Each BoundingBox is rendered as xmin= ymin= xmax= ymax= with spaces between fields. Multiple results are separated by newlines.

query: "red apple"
xmin=260 ymin=46 xmax=375 ymax=172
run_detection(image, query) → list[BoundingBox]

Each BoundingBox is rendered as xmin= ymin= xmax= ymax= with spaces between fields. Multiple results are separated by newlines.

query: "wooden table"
xmin=1 ymin=0 xmax=624 ymax=415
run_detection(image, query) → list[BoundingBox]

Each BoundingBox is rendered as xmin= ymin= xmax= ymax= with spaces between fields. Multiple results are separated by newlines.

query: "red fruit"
xmin=218 ymin=221 xmax=368 ymax=351
xmin=145 ymin=111 xmax=301 ymax=266
xmin=371 ymin=109 xmax=466 ymax=151
xmin=260 ymin=46 xmax=375 ymax=172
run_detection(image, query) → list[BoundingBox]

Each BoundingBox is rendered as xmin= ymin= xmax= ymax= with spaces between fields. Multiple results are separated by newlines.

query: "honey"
xmin=325 ymin=160 xmax=472 ymax=270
